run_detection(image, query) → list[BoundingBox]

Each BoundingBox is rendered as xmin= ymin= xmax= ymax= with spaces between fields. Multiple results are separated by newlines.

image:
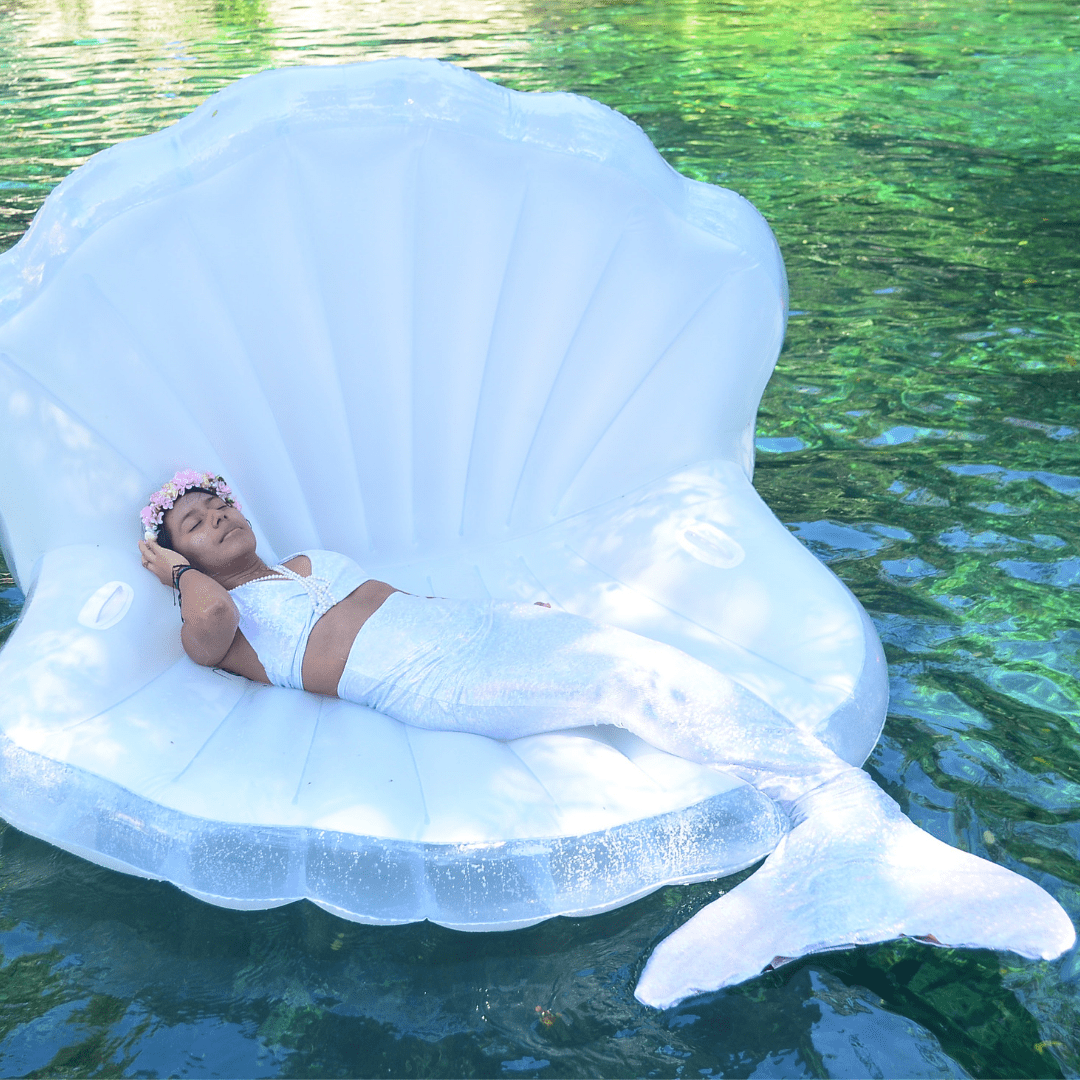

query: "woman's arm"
xmin=139 ymin=539 xmax=239 ymax=666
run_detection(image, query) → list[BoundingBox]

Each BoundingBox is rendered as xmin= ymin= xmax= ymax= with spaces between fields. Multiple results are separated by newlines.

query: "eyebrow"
xmin=177 ymin=494 xmax=215 ymax=526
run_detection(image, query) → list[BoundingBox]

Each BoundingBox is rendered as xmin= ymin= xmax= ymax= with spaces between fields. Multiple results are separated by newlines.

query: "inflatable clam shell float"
xmin=0 ymin=60 xmax=887 ymax=929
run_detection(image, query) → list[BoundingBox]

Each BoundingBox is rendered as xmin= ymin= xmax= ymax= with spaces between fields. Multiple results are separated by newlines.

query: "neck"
xmin=214 ymin=551 xmax=276 ymax=591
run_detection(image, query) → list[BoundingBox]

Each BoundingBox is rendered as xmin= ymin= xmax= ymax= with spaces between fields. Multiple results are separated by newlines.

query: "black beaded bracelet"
xmin=172 ymin=563 xmax=197 ymax=591
xmin=172 ymin=564 xmax=198 ymax=617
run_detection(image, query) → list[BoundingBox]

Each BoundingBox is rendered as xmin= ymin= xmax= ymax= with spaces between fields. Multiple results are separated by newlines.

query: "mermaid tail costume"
xmin=231 ymin=553 xmax=1077 ymax=1007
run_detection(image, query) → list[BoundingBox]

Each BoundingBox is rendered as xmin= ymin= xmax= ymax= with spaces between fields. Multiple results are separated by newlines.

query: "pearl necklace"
xmin=242 ymin=564 xmax=336 ymax=618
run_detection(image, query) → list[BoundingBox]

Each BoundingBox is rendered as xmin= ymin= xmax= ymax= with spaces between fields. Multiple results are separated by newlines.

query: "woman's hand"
xmin=139 ymin=538 xmax=190 ymax=588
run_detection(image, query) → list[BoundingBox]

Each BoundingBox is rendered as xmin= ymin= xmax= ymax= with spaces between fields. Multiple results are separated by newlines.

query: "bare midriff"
xmin=216 ymin=560 xmax=398 ymax=695
xmin=299 ymin=579 xmax=399 ymax=694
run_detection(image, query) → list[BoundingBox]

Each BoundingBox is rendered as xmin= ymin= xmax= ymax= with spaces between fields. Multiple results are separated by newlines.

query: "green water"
xmin=1 ymin=0 xmax=1078 ymax=1075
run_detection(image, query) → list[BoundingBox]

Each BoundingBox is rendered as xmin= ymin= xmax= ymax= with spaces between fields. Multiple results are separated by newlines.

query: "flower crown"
xmin=140 ymin=469 xmax=241 ymax=540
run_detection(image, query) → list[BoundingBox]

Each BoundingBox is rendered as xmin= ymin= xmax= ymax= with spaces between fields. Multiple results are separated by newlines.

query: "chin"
xmin=224 ymin=526 xmax=256 ymax=552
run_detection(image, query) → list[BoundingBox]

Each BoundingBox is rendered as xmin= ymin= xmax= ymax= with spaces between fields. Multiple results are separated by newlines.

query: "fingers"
xmin=138 ymin=539 xmax=159 ymax=572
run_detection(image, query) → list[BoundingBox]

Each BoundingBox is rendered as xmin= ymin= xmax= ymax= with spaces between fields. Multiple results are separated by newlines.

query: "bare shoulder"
xmin=283 ymin=553 xmax=312 ymax=577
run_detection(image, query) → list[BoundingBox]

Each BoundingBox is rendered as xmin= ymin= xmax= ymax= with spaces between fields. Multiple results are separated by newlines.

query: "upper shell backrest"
xmin=0 ymin=60 xmax=786 ymax=586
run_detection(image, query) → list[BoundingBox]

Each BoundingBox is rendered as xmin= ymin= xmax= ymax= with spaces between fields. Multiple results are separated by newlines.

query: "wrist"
xmin=171 ymin=563 xmax=197 ymax=590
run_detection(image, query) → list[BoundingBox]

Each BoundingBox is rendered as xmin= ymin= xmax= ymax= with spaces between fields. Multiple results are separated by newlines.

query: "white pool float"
xmin=0 ymin=59 xmax=887 ymax=930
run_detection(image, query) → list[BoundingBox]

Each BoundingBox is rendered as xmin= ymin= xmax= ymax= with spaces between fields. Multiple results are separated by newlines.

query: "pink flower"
xmin=139 ymin=468 xmax=241 ymax=539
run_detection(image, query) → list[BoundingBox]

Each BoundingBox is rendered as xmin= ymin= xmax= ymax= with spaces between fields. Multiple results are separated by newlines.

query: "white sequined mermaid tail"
xmin=635 ymin=768 xmax=1077 ymax=1009
xmin=335 ymin=593 xmax=803 ymax=744
xmin=334 ymin=594 xmax=1076 ymax=1007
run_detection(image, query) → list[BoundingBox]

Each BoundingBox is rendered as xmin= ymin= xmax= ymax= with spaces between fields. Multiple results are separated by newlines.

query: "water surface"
xmin=1 ymin=0 xmax=1078 ymax=1076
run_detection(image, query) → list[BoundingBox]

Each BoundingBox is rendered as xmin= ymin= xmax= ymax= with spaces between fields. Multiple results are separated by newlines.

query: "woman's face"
xmin=161 ymin=490 xmax=256 ymax=574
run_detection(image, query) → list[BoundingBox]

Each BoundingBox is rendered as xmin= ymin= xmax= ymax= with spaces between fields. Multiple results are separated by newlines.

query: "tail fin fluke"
xmin=635 ymin=770 xmax=1075 ymax=1010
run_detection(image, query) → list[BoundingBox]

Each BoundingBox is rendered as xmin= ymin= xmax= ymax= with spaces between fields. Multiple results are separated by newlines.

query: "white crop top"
xmin=228 ymin=549 xmax=370 ymax=690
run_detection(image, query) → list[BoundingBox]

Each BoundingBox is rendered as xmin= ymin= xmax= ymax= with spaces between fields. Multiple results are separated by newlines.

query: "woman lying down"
xmin=138 ymin=469 xmax=1075 ymax=1009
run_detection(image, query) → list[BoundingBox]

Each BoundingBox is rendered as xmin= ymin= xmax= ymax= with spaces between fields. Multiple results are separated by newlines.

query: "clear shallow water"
xmin=1 ymin=0 xmax=1078 ymax=1075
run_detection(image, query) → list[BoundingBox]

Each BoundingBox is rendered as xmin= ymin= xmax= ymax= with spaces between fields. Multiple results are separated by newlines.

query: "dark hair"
xmin=155 ymin=487 xmax=216 ymax=552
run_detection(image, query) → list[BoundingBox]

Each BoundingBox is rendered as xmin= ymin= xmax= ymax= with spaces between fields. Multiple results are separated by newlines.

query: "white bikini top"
xmin=228 ymin=549 xmax=369 ymax=690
